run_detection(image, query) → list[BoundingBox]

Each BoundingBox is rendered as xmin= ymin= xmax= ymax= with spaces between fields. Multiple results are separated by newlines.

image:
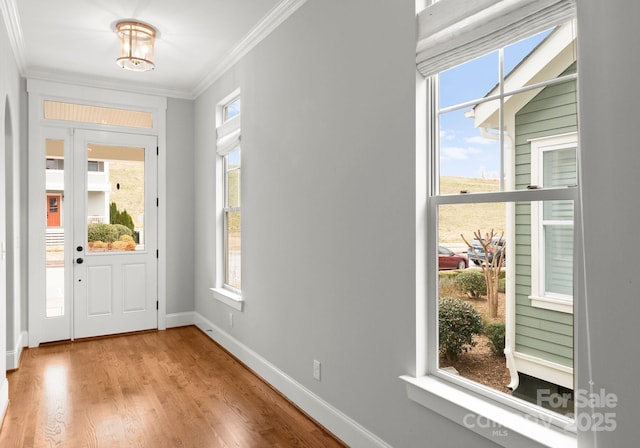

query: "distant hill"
xmin=438 ymin=177 xmax=505 ymax=246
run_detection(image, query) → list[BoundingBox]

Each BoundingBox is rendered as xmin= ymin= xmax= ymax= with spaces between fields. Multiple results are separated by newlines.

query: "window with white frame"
xmin=530 ymin=133 xmax=577 ymax=313
xmin=403 ymin=0 xmax=581 ymax=444
xmin=217 ymin=95 xmax=242 ymax=293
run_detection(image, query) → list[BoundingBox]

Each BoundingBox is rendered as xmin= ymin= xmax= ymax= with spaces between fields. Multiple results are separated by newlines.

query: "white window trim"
xmin=529 ymin=132 xmax=577 ymax=314
xmin=213 ymin=91 xmax=244 ymax=310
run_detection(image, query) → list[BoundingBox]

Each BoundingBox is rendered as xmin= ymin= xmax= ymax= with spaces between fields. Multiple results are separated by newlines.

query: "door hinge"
xmin=156 ymin=249 xmax=159 ymax=258
xmin=156 ymin=197 xmax=159 ymax=207
xmin=156 ymin=301 xmax=159 ymax=310
xmin=156 ymin=146 xmax=159 ymax=155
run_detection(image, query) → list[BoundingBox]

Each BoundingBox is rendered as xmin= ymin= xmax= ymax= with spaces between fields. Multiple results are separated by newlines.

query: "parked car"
xmin=438 ymin=246 xmax=468 ymax=270
xmin=467 ymin=237 xmax=506 ymax=266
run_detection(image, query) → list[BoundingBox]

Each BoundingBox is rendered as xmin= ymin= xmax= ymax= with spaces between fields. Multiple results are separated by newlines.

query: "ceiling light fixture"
xmin=116 ymin=21 xmax=156 ymax=72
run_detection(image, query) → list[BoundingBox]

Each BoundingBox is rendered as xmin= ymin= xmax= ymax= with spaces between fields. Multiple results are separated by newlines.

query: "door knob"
xmin=76 ymin=258 xmax=84 ymax=264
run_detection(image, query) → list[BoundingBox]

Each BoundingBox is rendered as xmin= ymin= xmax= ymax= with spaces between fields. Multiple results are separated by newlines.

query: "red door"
xmin=47 ymin=195 xmax=61 ymax=227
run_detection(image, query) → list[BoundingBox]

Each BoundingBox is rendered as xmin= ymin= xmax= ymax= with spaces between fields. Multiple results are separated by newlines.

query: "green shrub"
xmin=110 ymin=202 xmax=135 ymax=232
xmin=438 ymin=297 xmax=484 ymax=361
xmin=112 ymin=224 xmax=133 ymax=239
xmin=88 ymin=223 xmax=118 ymax=243
xmin=454 ymin=270 xmax=487 ymax=299
xmin=485 ymin=322 xmax=506 ymax=356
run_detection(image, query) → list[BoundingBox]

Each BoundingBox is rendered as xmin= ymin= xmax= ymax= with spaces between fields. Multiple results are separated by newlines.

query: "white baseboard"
xmin=165 ymin=311 xmax=196 ymax=328
xmin=6 ymin=331 xmax=28 ymax=370
xmin=193 ymin=312 xmax=392 ymax=448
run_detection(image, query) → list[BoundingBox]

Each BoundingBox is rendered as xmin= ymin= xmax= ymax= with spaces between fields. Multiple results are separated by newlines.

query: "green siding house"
xmin=470 ymin=21 xmax=578 ymax=399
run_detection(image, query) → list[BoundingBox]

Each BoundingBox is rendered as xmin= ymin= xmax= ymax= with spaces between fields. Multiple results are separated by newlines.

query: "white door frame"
xmin=27 ymin=79 xmax=167 ymax=347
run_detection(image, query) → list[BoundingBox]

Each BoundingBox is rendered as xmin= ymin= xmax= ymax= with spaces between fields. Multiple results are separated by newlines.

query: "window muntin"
xmin=430 ymin=21 xmax=578 ymax=425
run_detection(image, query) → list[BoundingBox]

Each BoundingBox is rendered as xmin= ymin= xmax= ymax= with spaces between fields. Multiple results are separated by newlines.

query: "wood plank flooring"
xmin=0 ymin=326 xmax=346 ymax=448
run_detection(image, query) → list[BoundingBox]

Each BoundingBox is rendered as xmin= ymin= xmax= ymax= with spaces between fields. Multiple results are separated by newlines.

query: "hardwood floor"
xmin=0 ymin=326 xmax=346 ymax=448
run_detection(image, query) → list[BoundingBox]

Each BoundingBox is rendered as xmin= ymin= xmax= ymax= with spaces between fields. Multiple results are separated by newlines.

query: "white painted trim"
xmin=530 ymin=132 xmax=577 ymax=314
xmin=529 ymin=295 xmax=573 ymax=314
xmin=0 ymin=0 xmax=26 ymax=73
xmin=0 ymin=377 xmax=8 ymax=429
xmin=5 ymin=330 xmax=27 ymax=370
xmin=210 ymin=288 xmax=244 ymax=311
xmin=193 ymin=312 xmax=392 ymax=448
xmin=402 ymin=375 xmax=576 ymax=448
xmin=27 ymin=80 xmax=167 ymax=345
xmin=514 ymin=352 xmax=574 ymax=389
xmin=191 ymin=0 xmax=309 ymax=98
xmin=165 ymin=312 xmax=196 ymax=328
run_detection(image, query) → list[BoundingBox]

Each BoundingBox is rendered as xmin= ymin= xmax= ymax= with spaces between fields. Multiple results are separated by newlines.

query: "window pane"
xmin=544 ymin=225 xmax=573 ymax=296
xmin=503 ymin=22 xmax=576 ymax=92
xmin=225 ymin=210 xmax=241 ymax=289
xmin=437 ymin=200 xmax=574 ymax=416
xmin=45 ymin=139 xmax=65 ymax=318
xmin=44 ymin=101 xmax=153 ymax=129
xmin=439 ymin=100 xmax=502 ymax=193
xmin=225 ymin=149 xmax=241 ymax=208
xmin=439 ymin=51 xmax=499 ymax=109
xmin=224 ymin=98 xmax=241 ymax=122
xmin=544 ymin=199 xmax=573 ymax=221
xmin=543 ymin=148 xmax=577 ymax=188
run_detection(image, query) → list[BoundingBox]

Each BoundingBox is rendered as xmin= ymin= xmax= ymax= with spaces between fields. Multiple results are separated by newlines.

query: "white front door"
xmin=72 ymin=130 xmax=157 ymax=339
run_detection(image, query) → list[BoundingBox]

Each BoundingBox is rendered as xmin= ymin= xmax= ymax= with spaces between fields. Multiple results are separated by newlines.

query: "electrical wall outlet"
xmin=229 ymin=313 xmax=234 ymax=327
xmin=313 ymin=360 xmax=321 ymax=381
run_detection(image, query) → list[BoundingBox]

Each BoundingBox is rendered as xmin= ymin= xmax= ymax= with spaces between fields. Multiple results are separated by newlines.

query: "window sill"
xmin=529 ymin=295 xmax=573 ymax=314
xmin=210 ymin=287 xmax=244 ymax=311
xmin=400 ymin=375 xmax=576 ymax=448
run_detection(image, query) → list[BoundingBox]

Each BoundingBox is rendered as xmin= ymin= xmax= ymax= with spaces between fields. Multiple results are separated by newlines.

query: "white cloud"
xmin=440 ymin=129 xmax=456 ymax=141
xmin=441 ymin=146 xmax=470 ymax=160
xmin=465 ymin=136 xmax=495 ymax=145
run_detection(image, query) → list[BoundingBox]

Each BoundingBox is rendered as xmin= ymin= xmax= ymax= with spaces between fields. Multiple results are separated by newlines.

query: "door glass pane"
xmin=86 ymin=144 xmax=145 ymax=253
xmin=45 ymin=139 xmax=65 ymax=317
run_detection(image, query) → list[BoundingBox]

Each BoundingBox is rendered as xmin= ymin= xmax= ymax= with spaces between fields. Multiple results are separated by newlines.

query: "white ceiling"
xmin=2 ymin=0 xmax=304 ymax=99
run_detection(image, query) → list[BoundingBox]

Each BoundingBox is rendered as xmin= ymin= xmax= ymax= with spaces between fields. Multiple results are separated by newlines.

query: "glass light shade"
xmin=116 ymin=21 xmax=156 ymax=72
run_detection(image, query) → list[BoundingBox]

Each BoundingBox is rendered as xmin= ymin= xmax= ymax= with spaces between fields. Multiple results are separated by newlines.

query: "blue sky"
xmin=438 ymin=30 xmax=552 ymax=178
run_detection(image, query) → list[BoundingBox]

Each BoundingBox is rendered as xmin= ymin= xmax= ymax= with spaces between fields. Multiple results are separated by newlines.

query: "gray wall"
xmin=193 ymin=0 xmax=640 ymax=447
xmin=166 ymin=97 xmax=195 ymax=314
xmin=194 ymin=0 xmax=495 ymax=446
xmin=577 ymin=1 xmax=640 ymax=446
xmin=0 ymin=0 xmax=24 ymax=385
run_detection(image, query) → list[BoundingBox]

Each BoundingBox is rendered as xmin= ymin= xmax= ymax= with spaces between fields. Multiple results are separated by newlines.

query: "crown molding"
xmin=191 ymin=0 xmax=308 ymax=98
xmin=0 ymin=0 xmax=27 ymax=73
xmin=25 ymin=67 xmax=193 ymax=100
